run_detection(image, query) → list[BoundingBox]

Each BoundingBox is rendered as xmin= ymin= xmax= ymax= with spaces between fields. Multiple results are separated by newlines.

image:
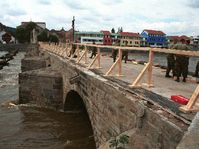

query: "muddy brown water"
xmin=0 ymin=52 xmax=96 ymax=149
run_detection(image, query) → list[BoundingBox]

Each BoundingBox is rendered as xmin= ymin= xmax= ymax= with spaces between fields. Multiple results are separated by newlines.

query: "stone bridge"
xmin=0 ymin=43 xmax=38 ymax=52
xmin=18 ymin=43 xmax=199 ymax=149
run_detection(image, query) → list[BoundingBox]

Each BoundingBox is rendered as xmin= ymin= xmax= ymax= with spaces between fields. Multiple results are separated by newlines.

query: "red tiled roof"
xmin=180 ymin=35 xmax=190 ymax=40
xmin=120 ymin=32 xmax=140 ymax=37
xmin=144 ymin=29 xmax=165 ymax=35
xmin=170 ymin=35 xmax=190 ymax=41
xmin=101 ymin=30 xmax=110 ymax=35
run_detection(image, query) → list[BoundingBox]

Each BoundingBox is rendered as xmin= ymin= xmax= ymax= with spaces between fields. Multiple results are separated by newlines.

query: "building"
xmin=119 ymin=32 xmax=140 ymax=47
xmin=101 ymin=30 xmax=112 ymax=45
xmin=50 ymin=28 xmax=66 ymax=43
xmin=75 ymin=31 xmax=103 ymax=44
xmin=141 ymin=29 xmax=167 ymax=47
xmin=168 ymin=35 xmax=190 ymax=45
xmin=0 ymin=31 xmax=15 ymax=43
xmin=190 ymin=36 xmax=199 ymax=48
xmin=65 ymin=28 xmax=74 ymax=43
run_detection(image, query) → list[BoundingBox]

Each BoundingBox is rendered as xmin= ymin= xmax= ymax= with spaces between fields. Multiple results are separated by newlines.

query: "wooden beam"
xmin=129 ymin=63 xmax=150 ymax=87
xmin=88 ymin=47 xmax=101 ymax=69
xmin=179 ymin=85 xmax=199 ymax=113
xmin=77 ymin=50 xmax=86 ymax=64
xmin=105 ymin=49 xmax=123 ymax=76
xmin=84 ymin=46 xmax=88 ymax=64
xmin=147 ymin=49 xmax=154 ymax=87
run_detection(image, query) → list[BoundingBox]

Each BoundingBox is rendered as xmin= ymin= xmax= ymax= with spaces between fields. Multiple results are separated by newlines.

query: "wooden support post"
xmin=130 ymin=49 xmax=154 ymax=88
xmin=147 ymin=49 xmax=154 ymax=87
xmin=129 ymin=63 xmax=150 ymax=87
xmin=105 ymin=49 xmax=123 ymax=76
xmin=84 ymin=46 xmax=88 ymax=64
xmin=97 ymin=47 xmax=101 ymax=69
xmin=77 ymin=45 xmax=80 ymax=62
xmin=179 ymin=85 xmax=199 ymax=113
xmin=77 ymin=50 xmax=86 ymax=64
xmin=118 ymin=49 xmax=122 ymax=76
xmin=88 ymin=47 xmax=101 ymax=69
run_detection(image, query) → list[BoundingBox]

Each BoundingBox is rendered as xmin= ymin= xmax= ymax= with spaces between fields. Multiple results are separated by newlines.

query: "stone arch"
xmin=64 ymin=90 xmax=96 ymax=148
xmin=64 ymin=90 xmax=86 ymax=112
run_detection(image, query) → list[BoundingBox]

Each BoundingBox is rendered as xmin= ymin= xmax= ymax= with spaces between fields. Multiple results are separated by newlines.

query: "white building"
xmin=81 ymin=36 xmax=103 ymax=44
xmin=190 ymin=36 xmax=199 ymax=48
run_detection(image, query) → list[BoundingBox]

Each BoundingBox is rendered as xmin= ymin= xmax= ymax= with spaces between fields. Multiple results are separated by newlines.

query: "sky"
xmin=0 ymin=0 xmax=199 ymax=36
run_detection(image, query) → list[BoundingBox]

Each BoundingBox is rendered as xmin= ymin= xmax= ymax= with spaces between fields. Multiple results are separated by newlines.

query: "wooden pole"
xmin=118 ymin=49 xmax=122 ymax=76
xmin=77 ymin=45 xmax=80 ymax=62
xmin=85 ymin=45 xmax=88 ymax=64
xmin=97 ymin=47 xmax=101 ymax=69
xmin=77 ymin=50 xmax=87 ymax=64
xmin=129 ymin=63 xmax=150 ymax=87
xmin=88 ymin=47 xmax=101 ymax=69
xmin=180 ymin=85 xmax=199 ymax=113
xmin=147 ymin=49 xmax=154 ymax=87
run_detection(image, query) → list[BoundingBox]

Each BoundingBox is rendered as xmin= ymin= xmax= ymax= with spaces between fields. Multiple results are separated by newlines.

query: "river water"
xmin=0 ymin=52 xmax=96 ymax=149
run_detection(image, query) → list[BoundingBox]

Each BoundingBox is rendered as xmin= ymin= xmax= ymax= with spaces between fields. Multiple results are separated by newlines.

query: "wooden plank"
xmin=105 ymin=58 xmax=120 ymax=76
xmin=73 ymin=43 xmax=199 ymax=57
xmin=84 ymin=46 xmax=88 ymax=64
xmin=77 ymin=50 xmax=86 ymax=64
xmin=129 ymin=63 xmax=150 ymax=87
xmin=88 ymin=54 xmax=99 ymax=69
xmin=180 ymin=85 xmax=199 ymax=113
xmin=147 ymin=50 xmax=154 ymax=87
xmin=118 ymin=49 xmax=122 ymax=76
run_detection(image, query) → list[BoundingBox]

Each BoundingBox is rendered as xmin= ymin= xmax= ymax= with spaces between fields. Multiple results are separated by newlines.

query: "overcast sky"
xmin=0 ymin=0 xmax=199 ymax=36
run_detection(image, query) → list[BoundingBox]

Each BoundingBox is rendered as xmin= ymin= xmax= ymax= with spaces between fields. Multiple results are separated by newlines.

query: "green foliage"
xmin=49 ymin=34 xmax=59 ymax=43
xmin=111 ymin=28 xmax=115 ymax=33
xmin=37 ymin=30 xmax=48 ymax=42
xmin=15 ymin=27 xmax=29 ymax=43
xmin=108 ymin=131 xmax=129 ymax=149
xmin=15 ymin=22 xmax=37 ymax=43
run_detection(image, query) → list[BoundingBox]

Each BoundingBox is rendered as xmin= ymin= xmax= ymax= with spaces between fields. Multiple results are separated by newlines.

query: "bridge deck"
xmin=83 ymin=53 xmax=197 ymax=99
xmin=75 ymin=52 xmax=197 ymax=122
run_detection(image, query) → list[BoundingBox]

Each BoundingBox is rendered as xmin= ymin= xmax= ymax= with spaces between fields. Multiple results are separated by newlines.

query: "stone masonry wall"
xmin=19 ymin=67 xmax=63 ymax=109
xmin=48 ymin=52 xmax=185 ymax=148
xmin=0 ymin=43 xmax=38 ymax=52
xmin=21 ymin=57 xmax=49 ymax=72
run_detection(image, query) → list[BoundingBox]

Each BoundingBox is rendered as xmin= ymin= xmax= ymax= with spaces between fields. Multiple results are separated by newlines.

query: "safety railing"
xmin=39 ymin=42 xmax=199 ymax=113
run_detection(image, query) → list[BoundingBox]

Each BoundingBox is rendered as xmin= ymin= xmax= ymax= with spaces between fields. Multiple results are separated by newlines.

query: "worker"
xmin=165 ymin=54 xmax=175 ymax=78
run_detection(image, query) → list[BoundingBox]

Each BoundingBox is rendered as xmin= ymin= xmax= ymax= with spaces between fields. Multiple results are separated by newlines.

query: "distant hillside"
xmin=0 ymin=22 xmax=16 ymax=37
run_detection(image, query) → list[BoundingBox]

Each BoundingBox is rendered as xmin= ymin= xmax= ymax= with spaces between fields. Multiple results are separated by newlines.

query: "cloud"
xmin=0 ymin=0 xmax=199 ymax=35
xmin=188 ymin=0 xmax=199 ymax=8
xmin=7 ymin=9 xmax=26 ymax=17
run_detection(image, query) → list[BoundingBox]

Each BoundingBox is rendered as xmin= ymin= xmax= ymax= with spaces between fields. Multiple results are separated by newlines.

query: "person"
xmin=112 ymin=39 xmax=120 ymax=62
xmin=195 ymin=61 xmax=199 ymax=83
xmin=174 ymin=55 xmax=189 ymax=82
xmin=69 ymin=44 xmax=76 ymax=57
xmin=165 ymin=54 xmax=175 ymax=78
xmin=90 ymin=41 xmax=97 ymax=58
xmin=122 ymin=41 xmax=129 ymax=63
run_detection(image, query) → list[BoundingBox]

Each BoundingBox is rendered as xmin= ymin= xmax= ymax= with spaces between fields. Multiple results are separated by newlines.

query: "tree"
xmin=15 ymin=22 xmax=37 ymax=43
xmin=37 ymin=30 xmax=48 ymax=42
xmin=117 ymin=27 xmax=123 ymax=33
xmin=49 ymin=34 xmax=59 ymax=43
xmin=15 ymin=27 xmax=29 ymax=43
xmin=111 ymin=28 xmax=115 ymax=33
